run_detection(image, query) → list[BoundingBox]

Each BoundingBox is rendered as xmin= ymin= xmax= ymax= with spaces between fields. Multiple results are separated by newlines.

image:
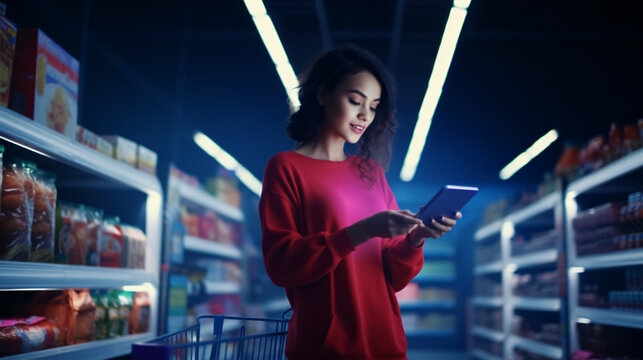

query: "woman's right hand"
xmin=347 ymin=210 xmax=423 ymax=247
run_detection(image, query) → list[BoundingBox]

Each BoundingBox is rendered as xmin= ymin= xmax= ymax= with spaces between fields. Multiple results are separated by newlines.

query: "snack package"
xmin=91 ymin=290 xmax=108 ymax=340
xmin=0 ymin=159 xmax=30 ymax=261
xmin=136 ymin=144 xmax=157 ymax=176
xmin=54 ymin=202 xmax=73 ymax=263
xmin=71 ymin=289 xmax=96 ymax=344
xmin=0 ymin=316 xmax=62 ymax=356
xmin=107 ymin=291 xmax=120 ymax=337
xmin=26 ymin=290 xmax=95 ymax=345
xmin=67 ymin=205 xmax=87 ymax=265
xmin=31 ymin=170 xmax=56 ymax=262
xmin=10 ymin=29 xmax=79 ymax=138
xmin=102 ymin=136 xmax=137 ymax=167
xmin=85 ymin=206 xmax=103 ymax=266
xmin=121 ymin=224 xmax=146 ymax=269
xmin=0 ymin=14 xmax=17 ymax=107
xmin=117 ymin=292 xmax=132 ymax=336
xmin=99 ymin=216 xmax=122 ymax=267
xmin=130 ymin=292 xmax=150 ymax=334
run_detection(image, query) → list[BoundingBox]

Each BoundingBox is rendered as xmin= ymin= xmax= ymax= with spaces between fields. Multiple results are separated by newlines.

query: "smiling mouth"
xmin=350 ymin=124 xmax=365 ymax=133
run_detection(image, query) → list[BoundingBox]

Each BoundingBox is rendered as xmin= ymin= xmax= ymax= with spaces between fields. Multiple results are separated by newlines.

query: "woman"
xmin=259 ymin=45 xmax=461 ymax=359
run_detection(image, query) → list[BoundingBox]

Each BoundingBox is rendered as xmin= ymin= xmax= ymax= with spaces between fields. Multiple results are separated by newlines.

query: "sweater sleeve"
xmin=378 ymin=167 xmax=424 ymax=292
xmin=259 ymin=156 xmax=355 ymax=288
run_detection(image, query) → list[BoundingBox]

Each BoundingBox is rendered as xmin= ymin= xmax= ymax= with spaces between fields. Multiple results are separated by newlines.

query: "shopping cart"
xmin=131 ymin=315 xmax=289 ymax=360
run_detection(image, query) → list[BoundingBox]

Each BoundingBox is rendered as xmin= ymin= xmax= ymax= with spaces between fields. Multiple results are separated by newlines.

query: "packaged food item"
xmin=27 ymin=290 xmax=95 ymax=345
xmin=76 ymin=125 xmax=98 ymax=149
xmin=0 ymin=13 xmax=17 ymax=107
xmin=0 ymin=159 xmax=30 ymax=261
xmin=137 ymin=144 xmax=157 ymax=176
xmin=0 ymin=144 xmax=3 ymax=210
xmin=117 ymin=292 xmax=133 ymax=336
xmin=107 ymin=291 xmax=120 ymax=337
xmin=70 ymin=289 xmax=96 ymax=344
xmin=99 ymin=216 xmax=122 ymax=267
xmin=54 ymin=202 xmax=73 ymax=263
xmin=130 ymin=292 xmax=150 ymax=334
xmin=121 ymin=224 xmax=146 ymax=269
xmin=96 ymin=136 xmax=113 ymax=157
xmin=10 ymin=29 xmax=79 ymax=138
xmin=0 ymin=316 xmax=62 ymax=356
xmin=91 ymin=290 xmax=108 ymax=340
xmin=198 ymin=210 xmax=218 ymax=241
xmin=67 ymin=205 xmax=88 ymax=265
xmin=85 ymin=206 xmax=103 ymax=266
xmin=102 ymin=135 xmax=137 ymax=167
xmin=20 ymin=161 xmax=36 ymax=258
xmin=31 ymin=170 xmax=56 ymax=262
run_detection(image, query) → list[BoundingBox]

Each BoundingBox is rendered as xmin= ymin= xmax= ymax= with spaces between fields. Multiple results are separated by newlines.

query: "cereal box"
xmin=10 ymin=28 xmax=79 ymax=139
xmin=137 ymin=145 xmax=157 ymax=176
xmin=103 ymin=135 xmax=137 ymax=167
xmin=0 ymin=14 xmax=17 ymax=107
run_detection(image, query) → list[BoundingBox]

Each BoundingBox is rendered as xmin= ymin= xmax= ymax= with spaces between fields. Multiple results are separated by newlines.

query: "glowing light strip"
xmin=194 ymin=132 xmax=262 ymax=196
xmin=499 ymin=129 xmax=559 ymax=180
xmin=400 ymin=0 xmax=470 ymax=182
xmin=243 ymin=0 xmax=300 ymax=110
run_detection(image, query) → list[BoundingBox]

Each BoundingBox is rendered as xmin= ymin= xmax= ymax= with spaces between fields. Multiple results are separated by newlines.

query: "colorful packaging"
xmin=85 ymin=206 xmax=103 ymax=266
xmin=136 ymin=144 xmax=157 ymax=176
xmin=99 ymin=216 xmax=122 ymax=267
xmin=26 ymin=290 xmax=95 ymax=345
xmin=130 ymin=292 xmax=150 ymax=334
xmin=76 ymin=125 xmax=98 ymax=149
xmin=121 ymin=224 xmax=146 ymax=269
xmin=0 ymin=316 xmax=62 ymax=356
xmin=68 ymin=205 xmax=88 ymax=265
xmin=117 ymin=292 xmax=132 ymax=336
xmin=0 ymin=14 xmax=17 ymax=107
xmin=96 ymin=136 xmax=113 ymax=157
xmin=0 ymin=159 xmax=30 ymax=261
xmin=20 ymin=161 xmax=36 ymax=258
xmin=107 ymin=291 xmax=120 ymax=337
xmin=54 ymin=202 xmax=72 ymax=263
xmin=91 ymin=291 xmax=108 ymax=340
xmin=102 ymin=136 xmax=137 ymax=167
xmin=31 ymin=170 xmax=56 ymax=262
xmin=10 ymin=29 xmax=79 ymax=138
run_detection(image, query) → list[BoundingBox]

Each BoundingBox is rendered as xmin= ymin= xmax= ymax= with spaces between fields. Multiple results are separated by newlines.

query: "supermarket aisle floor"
xmin=407 ymin=350 xmax=469 ymax=360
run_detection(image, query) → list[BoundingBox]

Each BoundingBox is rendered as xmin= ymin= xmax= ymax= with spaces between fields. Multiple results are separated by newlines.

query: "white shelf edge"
xmin=567 ymin=147 xmax=643 ymax=195
xmin=512 ymin=297 xmax=561 ymax=312
xmin=474 ymin=220 xmax=503 ymax=241
xmin=575 ymin=307 xmax=643 ymax=330
xmin=472 ymin=326 xmax=505 ymax=342
xmin=509 ymin=248 xmax=558 ymax=269
xmin=204 ymin=281 xmax=241 ymax=295
xmin=3 ymin=333 xmax=154 ymax=360
xmin=505 ymin=192 xmax=560 ymax=225
xmin=177 ymin=181 xmax=244 ymax=221
xmin=0 ymin=261 xmax=157 ymax=289
xmin=471 ymin=349 xmax=503 ymax=360
xmin=572 ymin=248 xmax=643 ymax=270
xmin=264 ymin=298 xmax=291 ymax=313
xmin=184 ymin=236 xmax=242 ymax=260
xmin=509 ymin=335 xmax=563 ymax=359
xmin=473 ymin=296 xmax=504 ymax=307
xmin=474 ymin=261 xmax=503 ymax=275
xmin=0 ymin=107 xmax=161 ymax=195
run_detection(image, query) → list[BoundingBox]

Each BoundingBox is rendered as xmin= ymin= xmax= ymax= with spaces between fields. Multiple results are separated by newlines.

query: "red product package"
xmin=99 ymin=216 xmax=122 ymax=267
xmin=0 ymin=316 xmax=62 ymax=356
xmin=0 ymin=14 xmax=17 ymax=107
xmin=67 ymin=206 xmax=87 ymax=265
xmin=10 ymin=28 xmax=79 ymax=139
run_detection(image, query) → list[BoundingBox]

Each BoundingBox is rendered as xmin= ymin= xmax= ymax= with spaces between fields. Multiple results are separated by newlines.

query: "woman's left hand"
xmin=407 ymin=212 xmax=463 ymax=247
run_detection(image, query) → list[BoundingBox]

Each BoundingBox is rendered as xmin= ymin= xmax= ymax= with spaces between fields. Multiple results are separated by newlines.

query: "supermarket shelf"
xmin=509 ymin=248 xmax=558 ymax=269
xmin=512 ymin=297 xmax=561 ymax=312
xmin=405 ymin=329 xmax=455 ymax=337
xmin=3 ymin=333 xmax=154 ymax=360
xmin=505 ymin=192 xmax=559 ymax=225
xmin=423 ymin=247 xmax=455 ymax=258
xmin=474 ymin=261 xmax=503 ymax=275
xmin=576 ymin=307 xmax=643 ymax=330
xmin=0 ymin=261 xmax=157 ymax=290
xmin=572 ymin=248 xmax=643 ymax=270
xmin=412 ymin=274 xmax=456 ymax=284
xmin=474 ymin=220 xmax=503 ymax=242
xmin=471 ymin=349 xmax=503 ymax=360
xmin=567 ymin=147 xmax=643 ymax=195
xmin=0 ymin=106 xmax=162 ymax=195
xmin=178 ymin=181 xmax=244 ymax=221
xmin=399 ymin=300 xmax=455 ymax=311
xmin=510 ymin=335 xmax=563 ymax=359
xmin=204 ymin=281 xmax=241 ymax=295
xmin=471 ymin=326 xmax=505 ymax=342
xmin=472 ymin=296 xmax=504 ymax=308
xmin=184 ymin=236 xmax=242 ymax=260
xmin=263 ymin=298 xmax=291 ymax=313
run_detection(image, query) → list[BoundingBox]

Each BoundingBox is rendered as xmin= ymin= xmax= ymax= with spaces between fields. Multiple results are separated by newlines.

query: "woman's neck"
xmin=295 ymin=133 xmax=347 ymax=161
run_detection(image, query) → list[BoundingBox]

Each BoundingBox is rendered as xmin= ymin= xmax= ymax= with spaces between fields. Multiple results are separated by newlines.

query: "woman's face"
xmin=318 ymin=70 xmax=382 ymax=144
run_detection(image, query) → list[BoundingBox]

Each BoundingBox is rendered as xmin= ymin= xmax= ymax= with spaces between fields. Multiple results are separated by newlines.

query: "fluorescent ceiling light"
xmin=499 ymin=129 xmax=559 ymax=180
xmin=400 ymin=2 xmax=469 ymax=182
xmin=194 ymin=131 xmax=262 ymax=196
xmin=243 ymin=0 xmax=300 ymax=110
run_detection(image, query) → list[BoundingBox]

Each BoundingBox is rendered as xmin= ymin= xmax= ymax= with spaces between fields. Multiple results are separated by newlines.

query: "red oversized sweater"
xmin=259 ymin=151 xmax=424 ymax=360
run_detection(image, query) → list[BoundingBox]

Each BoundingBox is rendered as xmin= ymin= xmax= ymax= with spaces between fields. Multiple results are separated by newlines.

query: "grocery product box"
xmin=10 ymin=28 xmax=79 ymax=139
xmin=0 ymin=14 xmax=17 ymax=107
xmin=96 ymin=136 xmax=113 ymax=157
xmin=102 ymin=135 xmax=137 ymax=167
xmin=137 ymin=144 xmax=157 ymax=176
xmin=76 ymin=125 xmax=98 ymax=149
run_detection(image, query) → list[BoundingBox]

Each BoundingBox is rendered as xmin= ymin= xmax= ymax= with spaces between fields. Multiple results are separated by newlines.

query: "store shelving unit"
xmin=0 ymin=106 xmax=163 ymax=359
xmin=565 ymin=147 xmax=643 ymax=354
xmin=472 ymin=191 xmax=566 ymax=360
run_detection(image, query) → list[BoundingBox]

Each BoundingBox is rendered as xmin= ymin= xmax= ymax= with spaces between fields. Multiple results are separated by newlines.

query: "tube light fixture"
xmin=400 ymin=0 xmax=470 ymax=182
xmin=243 ymin=0 xmax=300 ymax=110
xmin=194 ymin=131 xmax=263 ymax=196
xmin=499 ymin=129 xmax=559 ymax=180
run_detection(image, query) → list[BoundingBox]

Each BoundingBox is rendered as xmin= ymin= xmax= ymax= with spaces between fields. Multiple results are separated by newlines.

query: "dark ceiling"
xmin=4 ymin=0 xmax=643 ymax=214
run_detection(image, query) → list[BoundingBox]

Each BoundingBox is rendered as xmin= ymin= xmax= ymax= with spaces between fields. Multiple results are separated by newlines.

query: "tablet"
xmin=417 ymin=185 xmax=479 ymax=225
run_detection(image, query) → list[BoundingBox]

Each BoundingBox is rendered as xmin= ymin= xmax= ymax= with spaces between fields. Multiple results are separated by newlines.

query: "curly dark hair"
xmin=287 ymin=44 xmax=397 ymax=182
